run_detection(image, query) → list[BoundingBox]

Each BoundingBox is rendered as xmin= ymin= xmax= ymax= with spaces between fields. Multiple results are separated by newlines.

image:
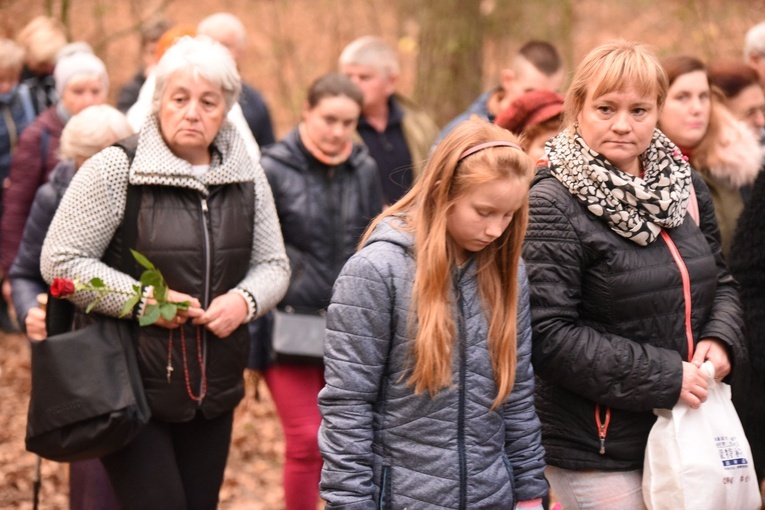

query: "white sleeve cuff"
xmin=136 ymin=285 xmax=154 ymax=318
xmin=229 ymin=288 xmax=257 ymax=322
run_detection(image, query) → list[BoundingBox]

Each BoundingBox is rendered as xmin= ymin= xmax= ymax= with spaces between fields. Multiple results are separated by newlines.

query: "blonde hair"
xmin=59 ymin=105 xmax=133 ymax=164
xmin=0 ymin=39 xmax=25 ymax=71
xmin=361 ymin=118 xmax=534 ymax=408
xmin=564 ymin=40 xmax=668 ymax=127
xmin=16 ymin=16 xmax=67 ymax=68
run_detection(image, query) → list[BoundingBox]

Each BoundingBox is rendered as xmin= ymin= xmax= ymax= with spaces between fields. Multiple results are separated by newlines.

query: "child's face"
xmin=0 ymin=66 xmax=21 ymax=95
xmin=446 ymin=175 xmax=526 ymax=265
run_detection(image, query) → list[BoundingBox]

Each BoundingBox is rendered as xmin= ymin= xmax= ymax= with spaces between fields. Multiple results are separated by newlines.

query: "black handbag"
xmin=25 ymin=314 xmax=150 ymax=462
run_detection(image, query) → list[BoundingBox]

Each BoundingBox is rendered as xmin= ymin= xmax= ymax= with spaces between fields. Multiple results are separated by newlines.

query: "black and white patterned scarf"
xmin=546 ymin=127 xmax=692 ymax=246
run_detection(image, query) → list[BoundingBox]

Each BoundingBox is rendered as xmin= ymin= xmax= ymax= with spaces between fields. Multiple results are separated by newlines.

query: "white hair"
xmin=745 ymin=22 xmax=765 ymax=59
xmin=197 ymin=13 xmax=246 ymax=46
xmin=339 ymin=35 xmax=400 ymax=77
xmin=152 ymin=35 xmax=241 ymax=114
xmin=59 ymin=105 xmax=134 ymax=163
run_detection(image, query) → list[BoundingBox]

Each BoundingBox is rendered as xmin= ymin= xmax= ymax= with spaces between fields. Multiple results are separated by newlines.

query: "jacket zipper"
xmin=198 ymin=196 xmax=212 ymax=405
xmin=455 ymin=274 xmax=468 ymax=510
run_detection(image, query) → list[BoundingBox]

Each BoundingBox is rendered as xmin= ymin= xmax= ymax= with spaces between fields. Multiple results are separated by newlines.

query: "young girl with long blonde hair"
xmin=318 ymin=118 xmax=548 ymax=510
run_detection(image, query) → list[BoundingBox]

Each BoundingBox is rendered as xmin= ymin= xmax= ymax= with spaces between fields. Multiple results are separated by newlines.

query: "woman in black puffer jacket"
xmin=522 ymin=40 xmax=744 ymax=509
xmin=259 ymin=73 xmax=382 ymax=510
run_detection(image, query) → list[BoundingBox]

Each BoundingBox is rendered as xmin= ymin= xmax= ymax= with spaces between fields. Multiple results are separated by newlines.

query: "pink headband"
xmin=458 ymin=140 xmax=524 ymax=161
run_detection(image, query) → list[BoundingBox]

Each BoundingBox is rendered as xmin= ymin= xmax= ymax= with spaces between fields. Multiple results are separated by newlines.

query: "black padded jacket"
xmin=523 ymin=167 xmax=744 ymax=471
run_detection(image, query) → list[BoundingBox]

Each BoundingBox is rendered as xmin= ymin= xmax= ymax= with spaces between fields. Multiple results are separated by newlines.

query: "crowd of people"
xmin=1 ymin=9 xmax=765 ymax=510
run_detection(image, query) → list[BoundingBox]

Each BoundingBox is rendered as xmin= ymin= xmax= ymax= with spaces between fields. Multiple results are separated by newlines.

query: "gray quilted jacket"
xmin=318 ymin=218 xmax=548 ymax=510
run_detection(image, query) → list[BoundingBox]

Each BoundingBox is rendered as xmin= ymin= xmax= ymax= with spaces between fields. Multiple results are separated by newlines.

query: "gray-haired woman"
xmin=41 ymin=36 xmax=290 ymax=509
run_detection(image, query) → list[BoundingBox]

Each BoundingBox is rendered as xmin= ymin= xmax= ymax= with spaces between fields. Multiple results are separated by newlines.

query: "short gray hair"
xmin=197 ymin=13 xmax=246 ymax=46
xmin=152 ymin=35 xmax=241 ymax=114
xmin=59 ymin=105 xmax=133 ymax=163
xmin=339 ymin=36 xmax=399 ymax=77
xmin=745 ymin=21 xmax=765 ymax=59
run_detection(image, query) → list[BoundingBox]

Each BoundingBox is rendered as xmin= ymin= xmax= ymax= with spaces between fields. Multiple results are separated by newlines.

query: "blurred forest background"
xmin=1 ymin=0 xmax=763 ymax=136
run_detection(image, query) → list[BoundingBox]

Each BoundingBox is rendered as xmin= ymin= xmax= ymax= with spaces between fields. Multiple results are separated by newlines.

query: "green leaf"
xmin=176 ymin=300 xmax=190 ymax=311
xmin=89 ymin=277 xmax=105 ymax=288
xmin=119 ymin=293 xmax=141 ymax=318
xmin=139 ymin=305 xmax=161 ymax=326
xmin=131 ymin=249 xmax=156 ymax=271
xmin=85 ymin=298 xmax=99 ymax=314
xmin=159 ymin=302 xmax=177 ymax=321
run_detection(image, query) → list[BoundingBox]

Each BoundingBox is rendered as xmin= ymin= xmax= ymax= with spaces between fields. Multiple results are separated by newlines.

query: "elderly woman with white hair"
xmin=10 ymin=104 xmax=131 ymax=510
xmin=41 ymin=36 xmax=290 ymax=509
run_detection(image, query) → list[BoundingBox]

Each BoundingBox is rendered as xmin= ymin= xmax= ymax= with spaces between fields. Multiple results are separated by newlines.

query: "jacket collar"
xmin=129 ymin=114 xmax=255 ymax=194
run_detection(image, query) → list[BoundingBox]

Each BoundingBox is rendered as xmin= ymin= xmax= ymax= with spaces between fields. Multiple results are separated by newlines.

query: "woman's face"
xmin=302 ymin=95 xmax=360 ymax=156
xmin=446 ymin=176 xmax=526 ymax=265
xmin=659 ymin=70 xmax=711 ymax=150
xmin=576 ymin=82 xmax=659 ymax=176
xmin=60 ymin=77 xmax=106 ymax=115
xmin=159 ymin=68 xmax=227 ymax=165
xmin=726 ymin=83 xmax=765 ymax=134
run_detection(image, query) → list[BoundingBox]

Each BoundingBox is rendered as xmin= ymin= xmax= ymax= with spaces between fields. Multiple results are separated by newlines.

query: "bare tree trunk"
xmin=413 ymin=0 xmax=483 ymax=127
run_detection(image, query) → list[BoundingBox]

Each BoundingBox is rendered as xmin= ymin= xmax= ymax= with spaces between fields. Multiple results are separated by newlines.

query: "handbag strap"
xmin=660 ymin=230 xmax=694 ymax=361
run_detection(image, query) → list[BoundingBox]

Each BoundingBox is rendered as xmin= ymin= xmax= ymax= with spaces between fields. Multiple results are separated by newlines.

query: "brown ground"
xmin=0 ymin=329 xmax=288 ymax=510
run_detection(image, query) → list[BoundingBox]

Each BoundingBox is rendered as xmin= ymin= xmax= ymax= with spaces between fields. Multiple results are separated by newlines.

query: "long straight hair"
xmin=360 ymin=118 xmax=534 ymax=408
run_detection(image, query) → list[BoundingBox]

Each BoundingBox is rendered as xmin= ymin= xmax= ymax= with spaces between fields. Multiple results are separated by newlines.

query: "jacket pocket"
xmin=378 ymin=465 xmax=391 ymax=510
xmin=501 ymin=453 xmax=516 ymax=501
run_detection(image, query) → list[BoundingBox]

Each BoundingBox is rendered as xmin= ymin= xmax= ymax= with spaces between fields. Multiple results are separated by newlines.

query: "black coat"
xmin=261 ymin=129 xmax=382 ymax=313
xmin=523 ymin=168 xmax=743 ymax=471
xmin=730 ymin=169 xmax=765 ymax=481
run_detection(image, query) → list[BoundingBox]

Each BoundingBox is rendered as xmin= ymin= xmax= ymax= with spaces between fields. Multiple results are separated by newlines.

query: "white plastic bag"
xmin=643 ymin=361 xmax=761 ymax=510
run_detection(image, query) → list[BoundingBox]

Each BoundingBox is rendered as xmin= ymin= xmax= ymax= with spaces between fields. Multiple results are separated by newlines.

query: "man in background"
xmin=117 ymin=17 xmax=172 ymax=113
xmin=340 ymin=36 xmax=439 ymax=205
xmin=198 ymin=12 xmax=275 ymax=147
xmin=436 ymin=40 xmax=565 ymax=143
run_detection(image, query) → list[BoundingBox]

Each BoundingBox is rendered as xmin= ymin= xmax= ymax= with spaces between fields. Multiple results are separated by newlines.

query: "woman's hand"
xmin=692 ymin=338 xmax=731 ymax=380
xmin=26 ymin=307 xmax=47 ymax=340
xmin=152 ymin=289 xmax=203 ymax=329
xmin=192 ymin=292 xmax=248 ymax=339
xmin=679 ymin=361 xmax=708 ymax=408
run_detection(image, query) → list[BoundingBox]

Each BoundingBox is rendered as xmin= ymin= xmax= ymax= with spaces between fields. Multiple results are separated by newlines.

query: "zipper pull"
xmin=599 ymin=435 xmax=606 ymax=455
xmin=201 ymin=198 xmax=209 ymax=214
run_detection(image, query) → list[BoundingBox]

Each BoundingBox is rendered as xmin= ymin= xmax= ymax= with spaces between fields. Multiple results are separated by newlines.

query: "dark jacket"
xmin=319 ymin=219 xmax=548 ymax=509
xmin=1 ymin=105 xmax=64 ymax=272
xmin=0 ymin=83 xmax=36 ymax=182
xmin=9 ymin=160 xmax=76 ymax=330
xmin=240 ymin=83 xmax=275 ymax=148
xmin=523 ymin=168 xmax=743 ymax=471
xmin=116 ymin=71 xmax=145 ymax=113
xmin=730 ymin=169 xmax=765 ymax=481
xmin=261 ymin=128 xmax=382 ymax=313
xmin=434 ymin=90 xmax=494 ymax=146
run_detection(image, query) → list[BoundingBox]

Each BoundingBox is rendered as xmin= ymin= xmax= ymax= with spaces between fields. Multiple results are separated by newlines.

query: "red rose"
xmin=50 ymin=278 xmax=76 ymax=298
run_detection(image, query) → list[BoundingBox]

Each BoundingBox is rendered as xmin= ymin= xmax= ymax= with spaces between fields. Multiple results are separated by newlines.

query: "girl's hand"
xmin=692 ymin=338 xmax=731 ymax=380
xmin=152 ymin=289 xmax=203 ymax=329
xmin=679 ymin=361 xmax=708 ymax=408
xmin=192 ymin=292 xmax=248 ymax=338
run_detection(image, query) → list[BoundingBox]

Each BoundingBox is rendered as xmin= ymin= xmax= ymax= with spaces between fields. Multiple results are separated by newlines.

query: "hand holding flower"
xmin=49 ymin=250 xmax=193 ymax=327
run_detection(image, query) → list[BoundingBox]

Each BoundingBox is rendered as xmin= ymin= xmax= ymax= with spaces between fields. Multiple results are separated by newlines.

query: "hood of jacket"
xmin=262 ymin=128 xmax=372 ymax=174
xmin=362 ymin=215 xmax=414 ymax=255
xmin=128 ymin=114 xmax=255 ymax=194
